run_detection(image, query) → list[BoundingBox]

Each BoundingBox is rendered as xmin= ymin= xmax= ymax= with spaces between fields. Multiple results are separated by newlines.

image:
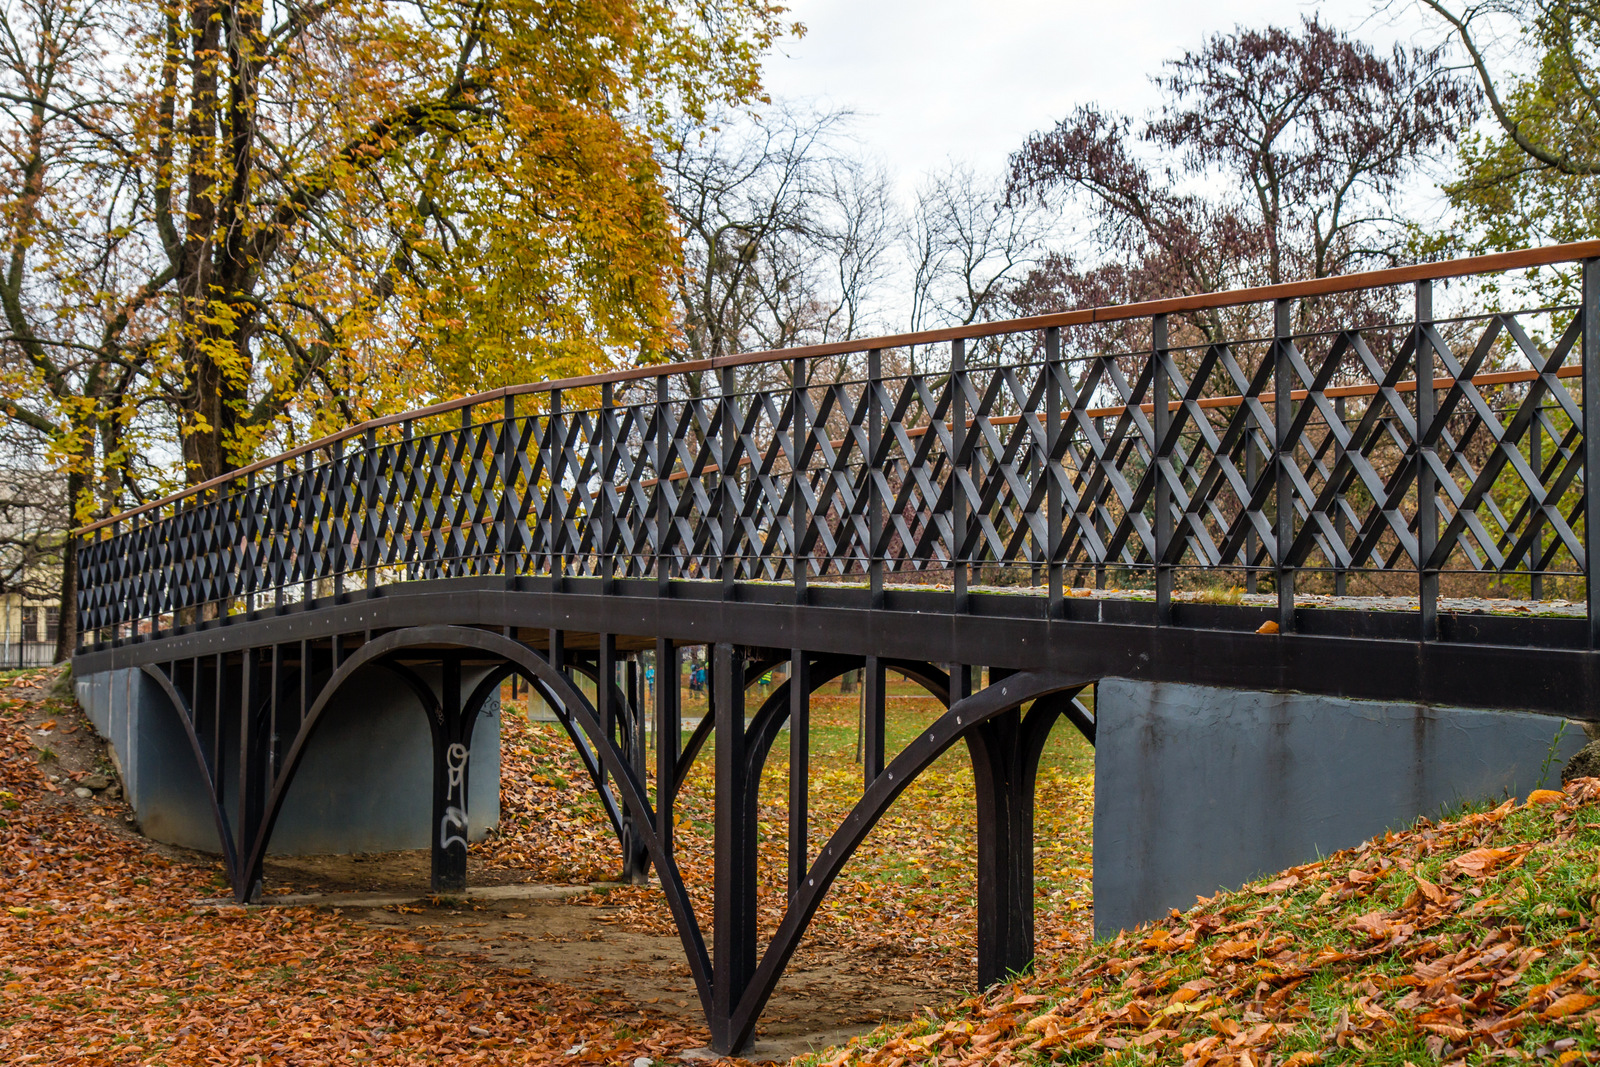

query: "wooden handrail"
xmin=77 ymin=239 xmax=1600 ymax=534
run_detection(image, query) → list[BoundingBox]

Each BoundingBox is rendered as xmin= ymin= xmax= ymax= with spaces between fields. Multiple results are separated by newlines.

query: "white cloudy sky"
xmin=759 ymin=0 xmax=1446 ymax=191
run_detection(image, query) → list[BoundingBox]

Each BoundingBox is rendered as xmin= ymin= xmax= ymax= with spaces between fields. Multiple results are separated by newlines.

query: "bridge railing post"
xmin=1416 ymin=279 xmax=1439 ymax=641
xmin=602 ymin=381 xmax=616 ymax=594
xmin=720 ymin=366 xmax=738 ymax=597
xmin=1530 ymin=406 xmax=1544 ymax=601
xmin=1245 ymin=420 xmax=1260 ymax=594
xmin=364 ymin=427 xmax=378 ymax=594
xmin=1152 ymin=314 xmax=1173 ymax=624
xmin=1273 ymin=298 xmax=1295 ymax=633
xmin=331 ymin=436 xmax=345 ymax=600
xmin=1045 ymin=326 xmax=1064 ymax=617
xmin=952 ymin=338 xmax=968 ymax=612
xmin=656 ymin=374 xmax=671 ymax=595
xmin=457 ymin=405 xmax=472 ymax=577
xmin=499 ymin=395 xmax=514 ymax=583
xmin=272 ymin=460 xmax=285 ymax=614
xmin=1583 ymin=258 xmax=1600 ymax=648
xmin=1333 ymin=395 xmax=1347 ymax=596
xmin=549 ymin=389 xmax=565 ymax=585
xmin=242 ymin=470 xmax=256 ymax=618
xmin=1094 ymin=414 xmax=1108 ymax=590
xmin=868 ymin=348 xmax=884 ymax=607
xmin=792 ymin=356 xmax=809 ymax=604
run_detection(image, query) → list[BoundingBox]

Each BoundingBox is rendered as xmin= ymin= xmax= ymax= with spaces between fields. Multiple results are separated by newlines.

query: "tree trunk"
xmin=52 ymin=468 xmax=82 ymax=663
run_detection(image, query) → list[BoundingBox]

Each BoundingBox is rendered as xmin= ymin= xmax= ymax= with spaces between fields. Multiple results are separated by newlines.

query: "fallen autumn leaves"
xmin=0 ymin=669 xmax=715 ymax=1064
xmin=0 ymin=666 xmax=1095 ymax=1063
xmin=15 ymin=659 xmax=1597 ymax=1067
xmin=813 ymin=781 xmax=1600 ymax=1066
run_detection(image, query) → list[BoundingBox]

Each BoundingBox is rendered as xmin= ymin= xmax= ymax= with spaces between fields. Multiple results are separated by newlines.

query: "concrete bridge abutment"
xmin=76 ymin=665 xmax=501 ymax=860
xmin=1091 ymin=678 xmax=1589 ymax=938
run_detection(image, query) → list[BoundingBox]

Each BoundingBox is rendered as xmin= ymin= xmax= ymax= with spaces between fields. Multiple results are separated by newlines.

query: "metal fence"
xmin=1 ymin=640 xmax=56 ymax=670
xmin=75 ymin=241 xmax=1600 ymax=649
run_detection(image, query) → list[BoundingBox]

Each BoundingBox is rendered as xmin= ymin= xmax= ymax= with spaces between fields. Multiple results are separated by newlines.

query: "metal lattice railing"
xmin=75 ymin=243 xmax=1600 ymax=649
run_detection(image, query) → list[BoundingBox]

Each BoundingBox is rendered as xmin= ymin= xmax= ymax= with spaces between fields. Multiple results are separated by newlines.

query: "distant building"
xmin=1 ymin=592 xmax=58 ymax=667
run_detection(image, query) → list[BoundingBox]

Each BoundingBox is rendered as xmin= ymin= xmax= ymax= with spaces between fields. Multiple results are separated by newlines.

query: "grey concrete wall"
xmin=1092 ymin=678 xmax=1588 ymax=939
xmin=77 ymin=665 xmax=500 ymax=856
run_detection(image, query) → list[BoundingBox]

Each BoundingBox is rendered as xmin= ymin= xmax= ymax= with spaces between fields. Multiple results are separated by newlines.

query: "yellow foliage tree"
xmin=0 ymin=0 xmax=792 ymax=650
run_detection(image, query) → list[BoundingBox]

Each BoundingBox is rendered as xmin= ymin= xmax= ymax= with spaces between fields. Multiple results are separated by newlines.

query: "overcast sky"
xmin=759 ymin=0 xmax=1445 ymax=193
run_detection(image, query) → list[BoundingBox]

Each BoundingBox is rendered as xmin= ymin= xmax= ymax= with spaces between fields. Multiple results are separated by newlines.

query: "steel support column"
xmin=236 ymin=649 xmax=266 ymax=902
xmin=787 ymin=649 xmax=811 ymax=898
xmin=711 ymin=643 xmax=755 ymax=1053
xmin=966 ymin=695 xmax=1062 ymax=987
xmin=622 ymin=650 xmax=650 ymax=884
xmin=655 ymin=638 xmax=680 ymax=850
xmin=863 ymin=654 xmax=886 ymax=785
xmin=430 ymin=654 xmax=469 ymax=893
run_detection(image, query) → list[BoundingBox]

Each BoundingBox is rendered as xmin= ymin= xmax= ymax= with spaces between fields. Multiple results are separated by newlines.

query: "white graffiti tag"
xmin=439 ymin=742 xmax=470 ymax=851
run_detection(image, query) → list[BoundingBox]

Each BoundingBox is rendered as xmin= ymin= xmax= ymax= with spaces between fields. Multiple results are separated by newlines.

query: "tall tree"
xmin=0 ymin=0 xmax=790 ymax=656
xmin=1008 ymin=16 xmax=1475 ymax=305
xmin=906 ymin=162 xmax=1047 ymax=333
xmin=1423 ymin=0 xmax=1600 ymax=251
xmin=663 ymin=104 xmax=896 ymax=369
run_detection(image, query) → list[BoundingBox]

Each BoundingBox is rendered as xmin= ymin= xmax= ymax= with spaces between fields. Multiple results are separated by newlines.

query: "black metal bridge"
xmin=73 ymin=242 xmax=1600 ymax=1052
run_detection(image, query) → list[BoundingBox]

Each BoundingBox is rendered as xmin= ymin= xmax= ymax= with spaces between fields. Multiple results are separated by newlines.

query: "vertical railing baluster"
xmin=273 ymin=460 xmax=285 ymax=614
xmin=868 ymin=348 xmax=884 ymax=608
xmin=1046 ymin=327 xmax=1063 ymax=618
xmin=332 ymin=437 xmax=345 ymax=600
xmin=602 ymin=381 xmax=616 ymax=594
xmin=952 ymin=338 xmax=968 ymax=612
xmin=1582 ymin=258 xmax=1600 ymax=648
xmin=1531 ymin=407 xmax=1544 ymax=601
xmin=1094 ymin=414 xmax=1107 ymax=591
xmin=1334 ymin=395 xmax=1348 ymax=597
xmin=1274 ymin=298 xmax=1295 ymax=633
xmin=793 ymin=357 xmax=808 ymax=604
xmin=1153 ymin=314 xmax=1172 ymax=624
xmin=1416 ymin=280 xmax=1438 ymax=641
xmin=500 ymin=395 xmax=514 ymax=583
xmin=721 ymin=365 xmax=738 ymax=598
xmin=550 ymin=389 xmax=564 ymax=585
xmin=300 ymin=460 xmax=313 ymax=607
xmin=657 ymin=374 xmax=671 ymax=596
xmin=243 ymin=471 xmax=256 ymax=617
xmin=458 ymin=405 xmax=471 ymax=576
xmin=1246 ymin=418 xmax=1260 ymax=595
xmin=364 ymin=427 xmax=378 ymax=594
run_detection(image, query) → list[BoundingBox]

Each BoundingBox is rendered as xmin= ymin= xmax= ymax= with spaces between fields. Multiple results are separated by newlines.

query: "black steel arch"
xmin=137 ymin=664 xmax=240 ymax=879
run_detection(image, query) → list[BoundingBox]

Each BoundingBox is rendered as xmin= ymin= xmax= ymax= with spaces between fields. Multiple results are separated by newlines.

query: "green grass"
xmin=807 ymin=785 xmax=1600 ymax=1066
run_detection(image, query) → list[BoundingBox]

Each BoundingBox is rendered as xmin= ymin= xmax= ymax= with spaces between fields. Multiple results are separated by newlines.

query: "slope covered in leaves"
xmin=0 ymin=668 xmax=715 ymax=1064
xmin=814 ymin=778 xmax=1600 ymax=1066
